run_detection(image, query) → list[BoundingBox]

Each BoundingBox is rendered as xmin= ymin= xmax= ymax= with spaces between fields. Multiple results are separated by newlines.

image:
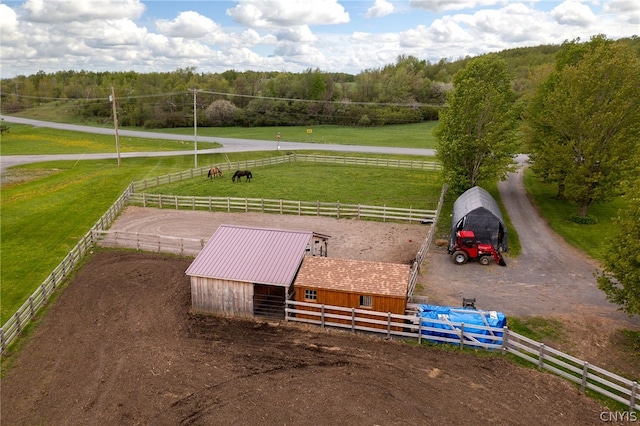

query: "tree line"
xmin=0 ymin=43 xmax=566 ymax=128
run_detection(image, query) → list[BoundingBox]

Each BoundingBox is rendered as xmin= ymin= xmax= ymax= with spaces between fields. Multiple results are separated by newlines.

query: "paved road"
xmin=0 ymin=116 xmax=435 ymax=173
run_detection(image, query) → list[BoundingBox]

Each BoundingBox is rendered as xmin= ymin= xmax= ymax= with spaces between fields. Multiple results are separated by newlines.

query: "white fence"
xmin=128 ymin=193 xmax=437 ymax=224
xmin=286 ymin=300 xmax=639 ymax=412
xmin=92 ymin=230 xmax=206 ymax=256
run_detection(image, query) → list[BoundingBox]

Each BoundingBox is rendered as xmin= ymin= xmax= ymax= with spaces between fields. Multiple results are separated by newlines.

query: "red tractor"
xmin=449 ymin=230 xmax=506 ymax=266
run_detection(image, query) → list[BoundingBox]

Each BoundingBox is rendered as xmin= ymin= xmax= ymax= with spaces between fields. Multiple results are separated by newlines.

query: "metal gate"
xmin=253 ymin=285 xmax=286 ymax=320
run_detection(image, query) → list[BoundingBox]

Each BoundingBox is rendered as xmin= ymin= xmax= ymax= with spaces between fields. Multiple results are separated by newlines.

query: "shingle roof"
xmin=294 ymin=257 xmax=409 ymax=297
xmin=185 ymin=224 xmax=312 ymax=286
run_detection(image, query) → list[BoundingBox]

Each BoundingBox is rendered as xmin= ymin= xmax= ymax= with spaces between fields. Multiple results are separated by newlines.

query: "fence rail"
xmin=504 ymin=331 xmax=639 ymax=411
xmin=93 ymin=230 xmax=206 ymax=256
xmin=128 ymin=193 xmax=437 ymax=224
xmin=285 ymin=300 xmax=639 ymax=412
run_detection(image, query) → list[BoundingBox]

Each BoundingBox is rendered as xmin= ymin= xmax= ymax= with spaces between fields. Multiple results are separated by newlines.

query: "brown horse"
xmin=232 ymin=170 xmax=252 ymax=182
xmin=208 ymin=167 xmax=222 ymax=179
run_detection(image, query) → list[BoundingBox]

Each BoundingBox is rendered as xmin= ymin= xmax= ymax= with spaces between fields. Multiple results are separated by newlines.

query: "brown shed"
xmin=293 ymin=257 xmax=410 ymax=329
xmin=185 ymin=224 xmax=328 ymax=319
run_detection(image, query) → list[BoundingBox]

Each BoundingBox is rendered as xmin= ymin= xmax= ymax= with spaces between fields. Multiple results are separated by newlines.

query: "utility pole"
xmin=190 ymin=88 xmax=198 ymax=168
xmin=110 ymin=86 xmax=121 ymax=167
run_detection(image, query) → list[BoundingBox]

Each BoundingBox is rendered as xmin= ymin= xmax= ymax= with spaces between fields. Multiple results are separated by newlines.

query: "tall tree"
xmin=596 ymin=175 xmax=640 ymax=316
xmin=434 ymin=54 xmax=520 ymax=195
xmin=524 ymin=35 xmax=640 ymax=217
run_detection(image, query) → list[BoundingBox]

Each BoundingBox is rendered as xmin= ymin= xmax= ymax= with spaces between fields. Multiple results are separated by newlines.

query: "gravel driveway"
xmin=421 ymin=156 xmax=635 ymax=320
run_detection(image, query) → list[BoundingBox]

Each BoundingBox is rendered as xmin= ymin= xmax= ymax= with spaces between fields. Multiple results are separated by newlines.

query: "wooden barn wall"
xmin=296 ymin=288 xmax=406 ymax=314
xmin=191 ymin=277 xmax=254 ymax=318
xmin=294 ymin=287 xmax=407 ymax=331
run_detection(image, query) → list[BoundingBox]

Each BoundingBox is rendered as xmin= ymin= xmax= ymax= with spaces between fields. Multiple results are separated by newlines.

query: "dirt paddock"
xmin=1 ymin=250 xmax=612 ymax=425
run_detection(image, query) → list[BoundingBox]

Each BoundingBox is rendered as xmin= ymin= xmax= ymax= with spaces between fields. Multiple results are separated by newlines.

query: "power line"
xmin=1 ymin=89 xmax=446 ymax=108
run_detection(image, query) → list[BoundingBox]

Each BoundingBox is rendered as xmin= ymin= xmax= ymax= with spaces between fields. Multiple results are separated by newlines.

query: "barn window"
xmin=304 ymin=289 xmax=317 ymax=301
xmin=359 ymin=295 xmax=373 ymax=308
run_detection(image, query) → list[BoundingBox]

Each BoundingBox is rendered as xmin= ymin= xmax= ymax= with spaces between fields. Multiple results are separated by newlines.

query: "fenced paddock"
xmin=286 ymin=300 xmax=639 ymax=412
xmin=131 ymin=154 xmax=441 ymax=192
xmin=1 ymin=154 xmax=441 ymax=355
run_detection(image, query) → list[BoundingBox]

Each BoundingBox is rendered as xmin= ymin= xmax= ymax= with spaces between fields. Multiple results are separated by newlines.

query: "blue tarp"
xmin=416 ymin=304 xmax=507 ymax=346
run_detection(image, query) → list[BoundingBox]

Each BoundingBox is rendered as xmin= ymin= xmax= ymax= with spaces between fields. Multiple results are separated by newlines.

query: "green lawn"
xmin=3 ymin=118 xmax=439 ymax=152
xmin=522 ymin=169 xmax=626 ymax=259
xmin=147 ymin=122 xmax=439 ymax=149
xmin=146 ymin=162 xmax=443 ymax=210
xmin=0 ymin=123 xmax=220 ymax=155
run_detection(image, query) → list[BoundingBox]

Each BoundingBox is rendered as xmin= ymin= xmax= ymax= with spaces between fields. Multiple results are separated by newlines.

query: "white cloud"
xmin=602 ymin=0 xmax=640 ymax=24
xmin=0 ymin=4 xmax=20 ymax=43
xmin=602 ymin=0 xmax=640 ymax=13
xmin=409 ymin=0 xmax=506 ymax=13
xmin=551 ymin=1 xmax=596 ymax=26
xmin=275 ymin=25 xmax=317 ymax=42
xmin=21 ymin=0 xmax=145 ymax=23
xmin=1 ymin=0 xmax=637 ymax=77
xmin=366 ymin=0 xmax=394 ymax=18
xmin=227 ymin=0 xmax=349 ymax=27
xmin=156 ymin=11 xmax=219 ymax=39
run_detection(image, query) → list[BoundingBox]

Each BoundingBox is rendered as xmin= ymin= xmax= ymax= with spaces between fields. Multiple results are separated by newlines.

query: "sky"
xmin=1 ymin=0 xmax=639 ymax=78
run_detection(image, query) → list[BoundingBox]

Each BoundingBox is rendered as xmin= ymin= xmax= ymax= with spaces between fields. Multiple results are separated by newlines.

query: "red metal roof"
xmin=185 ymin=224 xmax=312 ymax=286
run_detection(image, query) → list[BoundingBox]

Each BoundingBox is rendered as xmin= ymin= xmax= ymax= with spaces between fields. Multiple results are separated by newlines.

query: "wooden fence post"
xmin=630 ymin=381 xmax=637 ymax=412
xmin=501 ymin=326 xmax=509 ymax=354
xmin=351 ymin=308 xmax=355 ymax=332
xmin=321 ymin=305 xmax=325 ymax=328
xmin=538 ymin=344 xmax=545 ymax=370
xmin=581 ymin=362 xmax=589 ymax=392
xmin=459 ymin=323 xmax=465 ymax=349
xmin=387 ymin=312 xmax=391 ymax=337
xmin=15 ymin=311 xmax=22 ymax=334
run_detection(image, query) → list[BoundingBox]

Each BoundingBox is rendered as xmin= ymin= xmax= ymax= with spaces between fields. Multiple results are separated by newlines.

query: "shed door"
xmin=253 ymin=285 xmax=285 ymax=320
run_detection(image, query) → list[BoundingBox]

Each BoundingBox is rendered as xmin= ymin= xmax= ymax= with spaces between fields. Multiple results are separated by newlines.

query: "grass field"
xmin=523 ymin=169 xmax=626 ymax=259
xmin=147 ymin=162 xmax=442 ymax=209
xmin=147 ymin=122 xmax=439 ymax=149
xmin=7 ymin=109 xmax=439 ymax=151
xmin=0 ymin=123 xmax=220 ymax=156
xmin=0 ymin=143 xmax=439 ymax=324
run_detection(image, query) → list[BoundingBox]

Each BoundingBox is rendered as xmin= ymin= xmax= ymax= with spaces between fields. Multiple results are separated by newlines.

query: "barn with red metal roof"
xmin=185 ymin=224 xmax=328 ymax=318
